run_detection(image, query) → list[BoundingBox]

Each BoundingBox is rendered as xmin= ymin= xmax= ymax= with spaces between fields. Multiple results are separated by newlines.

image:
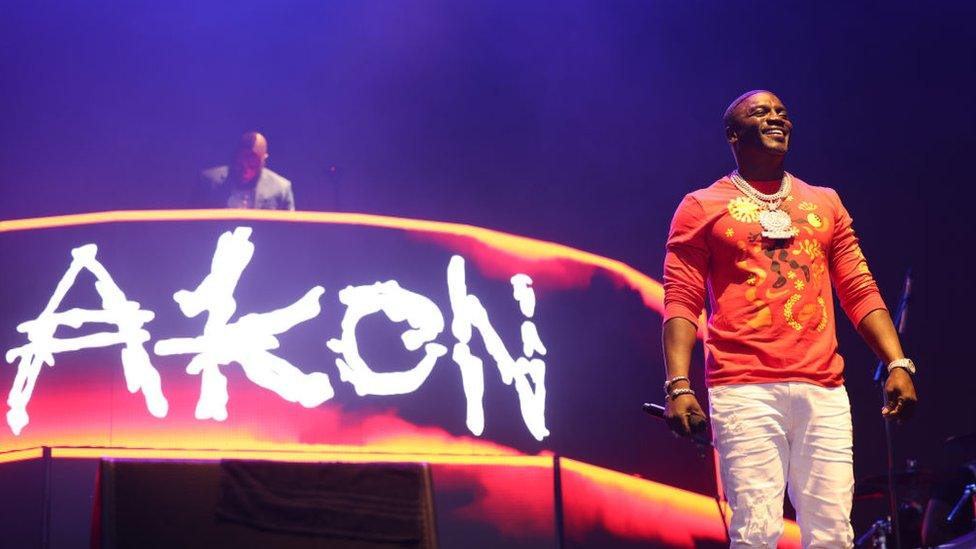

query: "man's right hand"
xmin=664 ymin=393 xmax=708 ymax=437
xmin=661 ymin=317 xmax=707 ymax=438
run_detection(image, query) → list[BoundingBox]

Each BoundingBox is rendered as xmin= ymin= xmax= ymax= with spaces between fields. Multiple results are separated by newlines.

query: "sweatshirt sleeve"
xmin=663 ymin=194 xmax=710 ymax=325
xmin=826 ymin=188 xmax=887 ymax=326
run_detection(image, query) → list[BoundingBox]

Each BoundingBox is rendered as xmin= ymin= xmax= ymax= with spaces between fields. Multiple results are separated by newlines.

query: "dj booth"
xmin=0 ymin=210 xmax=801 ymax=548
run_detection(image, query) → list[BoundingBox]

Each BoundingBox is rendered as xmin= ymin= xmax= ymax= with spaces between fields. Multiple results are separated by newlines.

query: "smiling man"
xmin=660 ymin=90 xmax=917 ymax=548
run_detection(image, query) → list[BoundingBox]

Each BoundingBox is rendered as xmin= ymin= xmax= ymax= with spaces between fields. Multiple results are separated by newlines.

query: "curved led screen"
xmin=0 ymin=210 xmax=712 ymax=494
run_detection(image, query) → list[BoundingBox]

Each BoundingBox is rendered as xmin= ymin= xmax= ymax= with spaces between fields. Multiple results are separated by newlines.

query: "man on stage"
xmin=196 ymin=131 xmax=296 ymax=210
xmin=661 ymin=90 xmax=918 ymax=547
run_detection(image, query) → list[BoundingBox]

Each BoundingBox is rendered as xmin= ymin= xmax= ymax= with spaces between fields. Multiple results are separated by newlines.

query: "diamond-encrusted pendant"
xmin=759 ymin=208 xmax=794 ymax=239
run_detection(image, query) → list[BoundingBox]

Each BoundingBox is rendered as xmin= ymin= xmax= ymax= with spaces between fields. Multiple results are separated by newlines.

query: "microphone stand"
xmin=871 ymin=269 xmax=912 ymax=549
xmin=946 ymin=483 xmax=976 ymax=528
xmin=327 ymin=164 xmax=343 ymax=212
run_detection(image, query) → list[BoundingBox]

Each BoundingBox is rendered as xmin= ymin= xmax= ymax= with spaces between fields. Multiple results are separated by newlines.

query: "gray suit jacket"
xmin=197 ymin=166 xmax=295 ymax=210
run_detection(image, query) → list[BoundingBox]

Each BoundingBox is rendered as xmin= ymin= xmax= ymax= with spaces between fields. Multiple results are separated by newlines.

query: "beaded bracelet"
xmin=663 ymin=376 xmax=690 ymax=394
xmin=666 ymin=387 xmax=696 ymax=401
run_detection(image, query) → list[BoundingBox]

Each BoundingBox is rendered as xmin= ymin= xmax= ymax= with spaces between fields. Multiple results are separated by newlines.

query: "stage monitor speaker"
xmin=94 ymin=459 xmax=438 ymax=549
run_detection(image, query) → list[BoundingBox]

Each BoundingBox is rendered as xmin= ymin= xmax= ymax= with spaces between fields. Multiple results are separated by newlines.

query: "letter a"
xmin=5 ymin=244 xmax=168 ymax=435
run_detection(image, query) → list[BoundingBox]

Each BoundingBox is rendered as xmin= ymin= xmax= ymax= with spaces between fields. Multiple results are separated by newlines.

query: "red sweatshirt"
xmin=663 ymin=174 xmax=887 ymax=388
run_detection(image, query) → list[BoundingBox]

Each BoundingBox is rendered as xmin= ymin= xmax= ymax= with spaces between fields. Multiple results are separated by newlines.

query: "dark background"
xmin=2 ymin=0 xmax=974 ymax=530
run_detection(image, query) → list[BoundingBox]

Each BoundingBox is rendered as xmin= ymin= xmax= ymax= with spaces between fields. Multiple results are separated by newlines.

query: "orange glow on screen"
xmin=0 ymin=446 xmax=798 ymax=548
xmin=0 ymin=447 xmax=44 ymax=463
xmin=0 ymin=209 xmax=668 ymax=315
xmin=0 ymin=210 xmax=733 ymax=547
xmin=560 ymin=458 xmax=800 ymax=548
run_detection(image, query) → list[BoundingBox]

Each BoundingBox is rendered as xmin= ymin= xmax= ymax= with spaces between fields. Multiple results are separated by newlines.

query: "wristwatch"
xmin=887 ymin=358 xmax=916 ymax=375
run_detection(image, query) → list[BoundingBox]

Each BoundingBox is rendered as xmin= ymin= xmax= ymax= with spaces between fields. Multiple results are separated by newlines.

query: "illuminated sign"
xmin=0 ymin=210 xmax=726 ymax=506
xmin=7 ymin=226 xmax=549 ymax=440
xmin=0 ymin=211 xmax=804 ymax=548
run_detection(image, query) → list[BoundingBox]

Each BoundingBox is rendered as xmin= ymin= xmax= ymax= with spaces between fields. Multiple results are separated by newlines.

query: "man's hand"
xmin=856 ymin=310 xmax=918 ymax=421
xmin=882 ymin=368 xmax=917 ymax=420
xmin=664 ymin=393 xmax=708 ymax=437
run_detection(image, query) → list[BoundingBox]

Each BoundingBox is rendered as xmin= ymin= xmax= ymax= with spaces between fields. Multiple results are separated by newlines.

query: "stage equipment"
xmin=641 ymin=402 xmax=710 ymax=448
xmin=864 ymin=269 xmax=914 ymax=549
xmin=0 ymin=209 xmax=796 ymax=548
xmin=946 ymin=483 xmax=976 ymax=531
xmin=855 ymin=463 xmax=930 ymax=548
xmin=642 ymin=401 xmax=732 ymax=546
xmin=94 ymin=459 xmax=438 ymax=548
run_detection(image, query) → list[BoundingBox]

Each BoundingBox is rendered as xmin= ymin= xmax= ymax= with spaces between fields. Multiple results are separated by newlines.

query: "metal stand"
xmin=856 ymin=517 xmax=892 ymax=548
xmin=946 ymin=483 xmax=976 ymax=529
xmin=642 ymin=402 xmax=729 ymax=545
xmin=870 ymin=269 xmax=912 ymax=549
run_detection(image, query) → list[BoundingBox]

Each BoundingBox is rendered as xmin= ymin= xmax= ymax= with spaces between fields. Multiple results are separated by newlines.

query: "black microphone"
xmin=642 ymin=402 xmax=712 ymax=447
xmin=874 ymin=268 xmax=913 ymax=383
xmin=897 ymin=268 xmax=912 ymax=334
xmin=642 ymin=402 xmax=666 ymax=418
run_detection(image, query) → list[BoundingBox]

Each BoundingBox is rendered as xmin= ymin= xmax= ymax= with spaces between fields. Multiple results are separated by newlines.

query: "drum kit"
xmin=855 ymin=433 xmax=976 ymax=548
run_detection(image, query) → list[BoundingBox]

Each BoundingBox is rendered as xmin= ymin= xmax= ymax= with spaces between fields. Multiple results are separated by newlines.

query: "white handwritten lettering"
xmin=6 ymin=228 xmax=549 ymax=441
xmin=448 ymin=257 xmax=549 ymax=441
xmin=5 ymin=244 xmax=168 ymax=435
xmin=153 ymin=228 xmax=333 ymax=421
xmin=326 ymin=281 xmax=447 ymax=395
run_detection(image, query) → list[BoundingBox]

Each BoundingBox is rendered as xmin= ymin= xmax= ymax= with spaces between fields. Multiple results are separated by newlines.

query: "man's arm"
xmin=662 ymin=317 xmax=707 ymax=436
xmin=282 ymin=182 xmax=296 ymax=211
xmin=856 ymin=309 xmax=917 ymax=419
xmin=660 ymin=194 xmax=711 ymax=437
xmin=825 ymin=188 xmax=918 ymax=420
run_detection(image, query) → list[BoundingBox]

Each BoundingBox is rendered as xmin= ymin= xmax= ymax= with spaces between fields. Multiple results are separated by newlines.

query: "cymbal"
xmin=854 ymin=468 xmax=935 ymax=500
xmin=858 ymin=469 xmax=936 ymax=486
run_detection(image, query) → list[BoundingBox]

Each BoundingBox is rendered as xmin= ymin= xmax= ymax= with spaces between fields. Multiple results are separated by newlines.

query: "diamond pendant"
xmin=758 ymin=208 xmax=794 ymax=239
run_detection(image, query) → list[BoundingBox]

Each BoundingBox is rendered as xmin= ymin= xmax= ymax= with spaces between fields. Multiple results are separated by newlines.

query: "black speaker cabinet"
xmin=95 ymin=460 xmax=438 ymax=549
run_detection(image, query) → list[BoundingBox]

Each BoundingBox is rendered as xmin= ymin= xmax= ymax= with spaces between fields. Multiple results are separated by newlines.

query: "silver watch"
xmin=887 ymin=358 xmax=916 ymax=375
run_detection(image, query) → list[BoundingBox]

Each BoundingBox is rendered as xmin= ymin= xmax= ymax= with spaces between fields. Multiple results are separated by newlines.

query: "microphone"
xmin=641 ymin=402 xmax=666 ymax=418
xmin=642 ymin=402 xmax=712 ymax=447
xmin=874 ymin=268 xmax=913 ymax=383
xmin=896 ymin=268 xmax=912 ymax=334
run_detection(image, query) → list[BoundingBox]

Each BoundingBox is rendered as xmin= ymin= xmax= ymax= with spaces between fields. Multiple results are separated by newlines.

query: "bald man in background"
xmin=196 ymin=131 xmax=295 ymax=210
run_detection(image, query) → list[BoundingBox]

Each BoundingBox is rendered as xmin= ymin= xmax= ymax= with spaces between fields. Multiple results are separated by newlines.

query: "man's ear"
xmin=725 ymin=125 xmax=738 ymax=145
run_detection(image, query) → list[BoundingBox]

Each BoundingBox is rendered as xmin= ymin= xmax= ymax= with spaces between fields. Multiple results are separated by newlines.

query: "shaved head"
xmin=723 ymin=90 xmax=792 ymax=175
xmin=236 ymin=131 xmax=268 ymax=155
xmin=231 ymin=131 xmax=269 ymax=184
xmin=723 ymin=89 xmax=775 ymax=130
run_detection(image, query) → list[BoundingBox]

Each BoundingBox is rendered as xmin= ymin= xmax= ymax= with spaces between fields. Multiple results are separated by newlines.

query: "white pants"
xmin=708 ymin=382 xmax=855 ymax=549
